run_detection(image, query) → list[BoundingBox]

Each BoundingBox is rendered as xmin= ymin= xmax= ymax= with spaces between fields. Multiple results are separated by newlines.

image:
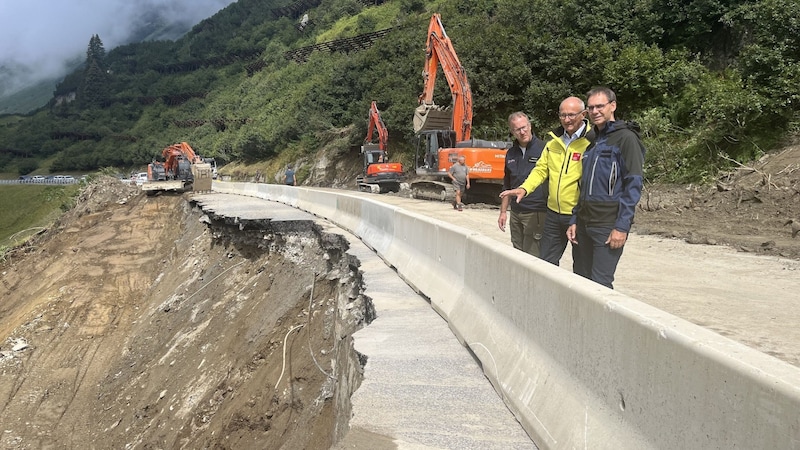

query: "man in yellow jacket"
xmin=499 ymin=96 xmax=592 ymax=270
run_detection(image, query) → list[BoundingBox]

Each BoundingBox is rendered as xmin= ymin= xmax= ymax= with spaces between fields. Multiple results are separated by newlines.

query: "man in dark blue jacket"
xmin=567 ymin=87 xmax=645 ymax=289
xmin=498 ymin=112 xmax=548 ymax=257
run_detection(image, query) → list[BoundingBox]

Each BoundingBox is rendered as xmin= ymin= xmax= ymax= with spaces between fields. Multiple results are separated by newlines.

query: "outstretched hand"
xmin=499 ymin=188 xmax=525 ymax=204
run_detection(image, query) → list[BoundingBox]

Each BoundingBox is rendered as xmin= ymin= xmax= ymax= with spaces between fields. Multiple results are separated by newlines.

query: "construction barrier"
xmin=213 ymin=181 xmax=800 ymax=449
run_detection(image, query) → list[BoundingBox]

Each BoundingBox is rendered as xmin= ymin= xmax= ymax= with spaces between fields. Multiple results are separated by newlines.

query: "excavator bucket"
xmin=413 ymin=104 xmax=453 ymax=133
xmin=191 ymin=163 xmax=213 ymax=192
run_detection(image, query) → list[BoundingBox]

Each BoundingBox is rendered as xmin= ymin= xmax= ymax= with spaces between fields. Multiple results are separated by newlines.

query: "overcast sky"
xmin=0 ymin=0 xmax=236 ymax=96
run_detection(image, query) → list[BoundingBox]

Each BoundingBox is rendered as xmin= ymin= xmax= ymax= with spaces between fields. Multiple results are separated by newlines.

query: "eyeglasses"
xmin=512 ymin=124 xmax=530 ymax=134
xmin=558 ymin=112 xmax=584 ymax=119
xmin=587 ymin=102 xmax=610 ymax=112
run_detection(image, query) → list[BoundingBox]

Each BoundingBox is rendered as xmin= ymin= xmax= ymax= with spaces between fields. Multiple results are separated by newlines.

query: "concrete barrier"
xmin=213 ymin=181 xmax=800 ymax=449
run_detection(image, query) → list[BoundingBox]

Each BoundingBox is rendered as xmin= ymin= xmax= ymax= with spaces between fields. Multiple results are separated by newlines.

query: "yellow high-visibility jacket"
xmin=519 ymin=122 xmax=592 ymax=215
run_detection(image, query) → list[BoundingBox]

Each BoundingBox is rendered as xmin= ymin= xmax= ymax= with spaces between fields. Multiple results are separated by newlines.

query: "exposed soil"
xmin=0 ymin=177 xmax=369 ymax=449
xmin=633 ymin=143 xmax=800 ymax=260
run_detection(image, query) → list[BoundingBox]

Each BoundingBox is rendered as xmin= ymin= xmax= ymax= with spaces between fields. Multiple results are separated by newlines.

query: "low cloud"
xmin=0 ymin=0 xmax=235 ymax=96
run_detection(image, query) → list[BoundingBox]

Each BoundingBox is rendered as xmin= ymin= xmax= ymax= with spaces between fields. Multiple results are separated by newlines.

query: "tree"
xmin=80 ymin=35 xmax=109 ymax=107
xmin=86 ymin=34 xmax=106 ymax=70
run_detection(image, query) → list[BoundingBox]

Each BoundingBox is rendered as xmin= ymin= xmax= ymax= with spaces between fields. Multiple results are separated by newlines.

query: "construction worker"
xmin=448 ymin=155 xmax=470 ymax=211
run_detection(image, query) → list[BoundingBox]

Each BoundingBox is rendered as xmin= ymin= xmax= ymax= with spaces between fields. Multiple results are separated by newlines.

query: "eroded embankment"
xmin=0 ymin=191 xmax=371 ymax=449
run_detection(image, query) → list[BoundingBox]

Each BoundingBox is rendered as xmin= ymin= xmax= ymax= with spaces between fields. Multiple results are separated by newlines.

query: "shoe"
xmin=457 ymin=203 xmax=463 ymax=211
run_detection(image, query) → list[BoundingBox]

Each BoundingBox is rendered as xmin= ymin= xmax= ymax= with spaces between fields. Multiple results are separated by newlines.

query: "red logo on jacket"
xmin=571 ymin=152 xmax=581 ymax=161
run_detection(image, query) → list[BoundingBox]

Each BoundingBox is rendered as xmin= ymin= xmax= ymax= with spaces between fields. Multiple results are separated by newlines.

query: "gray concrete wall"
xmin=215 ymin=181 xmax=800 ymax=449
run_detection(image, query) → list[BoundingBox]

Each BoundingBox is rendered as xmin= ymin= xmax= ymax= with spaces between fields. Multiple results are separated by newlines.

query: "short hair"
xmin=508 ymin=111 xmax=530 ymax=126
xmin=586 ymin=86 xmax=616 ymax=103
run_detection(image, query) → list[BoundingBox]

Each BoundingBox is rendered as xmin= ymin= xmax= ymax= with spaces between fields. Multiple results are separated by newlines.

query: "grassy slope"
xmin=0 ymin=184 xmax=79 ymax=246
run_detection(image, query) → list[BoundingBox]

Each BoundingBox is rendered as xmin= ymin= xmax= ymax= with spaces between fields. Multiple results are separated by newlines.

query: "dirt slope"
xmin=634 ymin=144 xmax=800 ymax=259
xmin=0 ymin=177 xmax=368 ymax=449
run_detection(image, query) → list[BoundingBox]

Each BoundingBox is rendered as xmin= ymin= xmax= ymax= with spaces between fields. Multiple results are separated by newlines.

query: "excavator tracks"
xmin=410 ymin=180 xmax=456 ymax=203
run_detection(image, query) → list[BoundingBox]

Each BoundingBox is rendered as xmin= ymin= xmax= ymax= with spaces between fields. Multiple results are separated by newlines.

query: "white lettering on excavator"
xmin=470 ymin=161 xmax=494 ymax=174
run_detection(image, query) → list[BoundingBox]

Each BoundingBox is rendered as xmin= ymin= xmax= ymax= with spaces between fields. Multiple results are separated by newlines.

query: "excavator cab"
xmin=363 ymin=146 xmax=386 ymax=165
xmin=416 ymin=130 xmax=457 ymax=174
xmin=357 ymin=143 xmax=403 ymax=194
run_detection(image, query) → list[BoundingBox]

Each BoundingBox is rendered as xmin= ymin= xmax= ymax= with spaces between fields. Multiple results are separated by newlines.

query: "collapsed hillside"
xmin=0 ymin=177 xmax=371 ymax=449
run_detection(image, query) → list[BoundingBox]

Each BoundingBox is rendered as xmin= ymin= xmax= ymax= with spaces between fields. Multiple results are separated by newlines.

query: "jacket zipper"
xmin=589 ymin=151 xmax=599 ymax=197
xmin=609 ymin=160 xmax=617 ymax=195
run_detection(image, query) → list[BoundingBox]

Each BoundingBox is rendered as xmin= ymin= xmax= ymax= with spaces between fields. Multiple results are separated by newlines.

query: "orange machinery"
xmin=412 ymin=14 xmax=509 ymax=203
xmin=144 ymin=142 xmax=213 ymax=194
xmin=357 ymin=101 xmax=404 ymax=193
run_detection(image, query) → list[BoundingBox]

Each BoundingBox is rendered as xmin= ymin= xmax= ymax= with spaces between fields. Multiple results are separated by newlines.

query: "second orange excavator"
xmin=143 ymin=141 xmax=213 ymax=194
xmin=357 ymin=101 xmax=404 ymax=193
xmin=411 ymin=13 xmax=509 ymax=204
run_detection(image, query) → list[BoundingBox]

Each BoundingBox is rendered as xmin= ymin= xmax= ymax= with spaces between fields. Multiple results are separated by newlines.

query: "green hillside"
xmin=0 ymin=0 xmax=797 ymax=183
xmin=0 ymin=184 xmax=79 ymax=249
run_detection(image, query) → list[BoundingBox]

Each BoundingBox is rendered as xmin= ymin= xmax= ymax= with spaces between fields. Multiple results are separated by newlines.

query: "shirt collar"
xmin=563 ymin=122 xmax=587 ymax=141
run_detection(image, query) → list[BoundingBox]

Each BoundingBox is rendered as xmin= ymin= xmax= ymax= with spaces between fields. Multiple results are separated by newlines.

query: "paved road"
xmin=338 ymin=189 xmax=800 ymax=367
xmin=193 ymin=193 xmax=539 ymax=449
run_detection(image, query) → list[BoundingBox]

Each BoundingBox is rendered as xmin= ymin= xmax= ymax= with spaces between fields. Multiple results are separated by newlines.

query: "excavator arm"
xmin=162 ymin=142 xmax=202 ymax=176
xmin=364 ymin=101 xmax=389 ymax=152
xmin=415 ymin=13 xmax=472 ymax=141
xmin=145 ymin=141 xmax=213 ymax=194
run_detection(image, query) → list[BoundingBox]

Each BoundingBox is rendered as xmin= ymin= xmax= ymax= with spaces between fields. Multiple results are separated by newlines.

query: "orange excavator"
xmin=412 ymin=13 xmax=509 ymax=203
xmin=143 ymin=141 xmax=213 ymax=194
xmin=357 ymin=101 xmax=404 ymax=193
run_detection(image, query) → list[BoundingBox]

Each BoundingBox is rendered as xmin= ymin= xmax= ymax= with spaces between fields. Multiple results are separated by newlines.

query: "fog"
xmin=0 ymin=0 xmax=236 ymax=97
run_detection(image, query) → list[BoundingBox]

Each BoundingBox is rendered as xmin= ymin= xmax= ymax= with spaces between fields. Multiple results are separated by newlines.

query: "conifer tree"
xmin=79 ymin=34 xmax=108 ymax=107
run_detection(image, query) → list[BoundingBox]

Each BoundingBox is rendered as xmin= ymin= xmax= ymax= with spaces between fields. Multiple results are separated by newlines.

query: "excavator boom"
xmin=365 ymin=101 xmax=389 ymax=152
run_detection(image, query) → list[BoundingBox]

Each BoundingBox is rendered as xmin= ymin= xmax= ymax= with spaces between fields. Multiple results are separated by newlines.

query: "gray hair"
xmin=508 ymin=111 xmax=530 ymax=126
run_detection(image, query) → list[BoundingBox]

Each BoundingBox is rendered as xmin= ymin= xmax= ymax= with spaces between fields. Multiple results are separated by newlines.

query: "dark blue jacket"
xmin=503 ymin=137 xmax=548 ymax=212
xmin=572 ymin=120 xmax=645 ymax=232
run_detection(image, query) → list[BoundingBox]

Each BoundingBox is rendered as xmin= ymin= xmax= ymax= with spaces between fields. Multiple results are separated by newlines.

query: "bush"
xmin=17 ymin=159 xmax=39 ymax=176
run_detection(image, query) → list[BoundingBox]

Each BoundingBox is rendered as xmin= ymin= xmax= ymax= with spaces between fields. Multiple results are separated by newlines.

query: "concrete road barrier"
xmin=214 ymin=181 xmax=800 ymax=449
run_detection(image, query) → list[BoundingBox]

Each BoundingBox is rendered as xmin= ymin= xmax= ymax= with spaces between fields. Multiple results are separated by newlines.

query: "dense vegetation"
xmin=0 ymin=0 xmax=797 ymax=182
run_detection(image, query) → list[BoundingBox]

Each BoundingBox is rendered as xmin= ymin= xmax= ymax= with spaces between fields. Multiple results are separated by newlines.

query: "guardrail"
xmin=0 ymin=179 xmax=80 ymax=185
xmin=213 ymin=181 xmax=800 ymax=449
